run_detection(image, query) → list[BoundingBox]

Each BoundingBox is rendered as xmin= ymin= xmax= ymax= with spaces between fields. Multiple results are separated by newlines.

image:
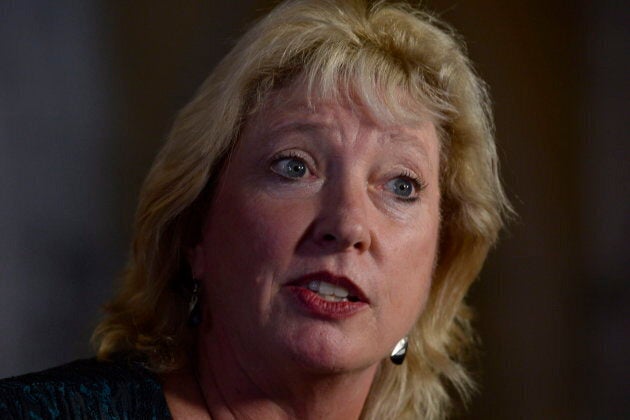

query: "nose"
xmin=311 ymin=182 xmax=372 ymax=253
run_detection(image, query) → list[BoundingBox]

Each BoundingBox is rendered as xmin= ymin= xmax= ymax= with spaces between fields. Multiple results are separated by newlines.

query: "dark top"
xmin=0 ymin=358 xmax=172 ymax=419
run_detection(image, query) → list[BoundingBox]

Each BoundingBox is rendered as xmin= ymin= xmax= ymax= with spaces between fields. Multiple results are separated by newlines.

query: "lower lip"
xmin=287 ymin=286 xmax=368 ymax=319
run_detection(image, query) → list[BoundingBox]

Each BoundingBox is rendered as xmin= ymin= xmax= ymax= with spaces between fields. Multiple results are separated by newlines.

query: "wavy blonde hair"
xmin=93 ymin=1 xmax=511 ymax=418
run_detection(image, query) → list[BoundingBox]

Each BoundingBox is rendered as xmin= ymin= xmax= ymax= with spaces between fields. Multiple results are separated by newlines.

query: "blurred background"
xmin=0 ymin=1 xmax=627 ymax=418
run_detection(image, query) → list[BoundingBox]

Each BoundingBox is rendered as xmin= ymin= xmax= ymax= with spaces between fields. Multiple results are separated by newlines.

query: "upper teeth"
xmin=307 ymin=280 xmax=349 ymax=298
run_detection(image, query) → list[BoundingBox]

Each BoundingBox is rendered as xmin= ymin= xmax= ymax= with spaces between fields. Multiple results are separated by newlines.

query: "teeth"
xmin=318 ymin=281 xmax=335 ymax=295
xmin=306 ymin=280 xmax=351 ymax=299
xmin=320 ymin=294 xmax=345 ymax=302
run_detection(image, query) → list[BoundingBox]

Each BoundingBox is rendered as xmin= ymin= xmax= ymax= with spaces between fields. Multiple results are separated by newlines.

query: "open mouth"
xmin=304 ymin=279 xmax=361 ymax=302
xmin=286 ymin=271 xmax=368 ymax=319
xmin=287 ymin=271 xmax=368 ymax=304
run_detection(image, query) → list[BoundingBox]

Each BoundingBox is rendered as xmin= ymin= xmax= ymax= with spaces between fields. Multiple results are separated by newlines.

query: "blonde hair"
xmin=93 ymin=1 xmax=511 ymax=418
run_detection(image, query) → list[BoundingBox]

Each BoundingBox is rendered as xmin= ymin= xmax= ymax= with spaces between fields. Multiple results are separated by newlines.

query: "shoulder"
xmin=0 ymin=358 xmax=171 ymax=419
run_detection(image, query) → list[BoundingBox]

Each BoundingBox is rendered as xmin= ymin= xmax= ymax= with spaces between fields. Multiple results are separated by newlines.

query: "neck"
xmin=194 ymin=325 xmax=378 ymax=420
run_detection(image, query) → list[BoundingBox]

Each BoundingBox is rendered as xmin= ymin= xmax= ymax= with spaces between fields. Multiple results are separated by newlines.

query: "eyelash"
xmin=393 ymin=170 xmax=427 ymax=203
xmin=269 ymin=152 xmax=427 ymax=202
xmin=269 ymin=151 xmax=312 ymax=178
xmin=272 ymin=151 xmax=306 ymax=162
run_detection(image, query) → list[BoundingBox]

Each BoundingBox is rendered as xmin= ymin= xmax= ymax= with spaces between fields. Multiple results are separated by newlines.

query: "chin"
xmin=279 ymin=323 xmax=381 ymax=375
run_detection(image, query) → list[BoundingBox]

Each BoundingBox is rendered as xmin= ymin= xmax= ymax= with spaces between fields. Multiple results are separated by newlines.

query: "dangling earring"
xmin=390 ymin=336 xmax=408 ymax=365
xmin=187 ymin=280 xmax=202 ymax=326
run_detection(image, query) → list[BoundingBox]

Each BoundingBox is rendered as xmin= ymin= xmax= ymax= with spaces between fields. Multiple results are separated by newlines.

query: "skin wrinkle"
xmin=201 ymin=327 xmax=275 ymax=420
xmin=259 ymin=85 xmax=438 ymax=186
xmin=186 ymin=78 xmax=441 ymax=418
xmin=201 ymin=322 xmax=375 ymax=420
xmin=91 ymin=3 xmax=510 ymax=417
xmin=250 ymin=94 xmax=436 ymax=225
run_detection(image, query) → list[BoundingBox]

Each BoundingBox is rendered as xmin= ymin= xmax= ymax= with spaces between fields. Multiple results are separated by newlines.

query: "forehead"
xmin=239 ymin=81 xmax=440 ymax=173
xmin=247 ymin=78 xmax=439 ymax=145
xmin=256 ymin=76 xmax=437 ymax=128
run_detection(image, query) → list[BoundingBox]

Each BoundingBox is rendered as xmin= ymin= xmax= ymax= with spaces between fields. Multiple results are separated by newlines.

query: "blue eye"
xmin=386 ymin=175 xmax=423 ymax=201
xmin=387 ymin=178 xmax=414 ymax=197
xmin=271 ymin=157 xmax=308 ymax=179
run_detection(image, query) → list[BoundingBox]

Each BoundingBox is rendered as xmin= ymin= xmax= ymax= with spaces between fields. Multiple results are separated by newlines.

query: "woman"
xmin=0 ymin=0 xmax=510 ymax=418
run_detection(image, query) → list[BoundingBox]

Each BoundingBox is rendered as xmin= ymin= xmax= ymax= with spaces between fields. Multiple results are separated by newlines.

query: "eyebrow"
xmin=265 ymin=119 xmax=435 ymax=170
xmin=380 ymin=131 xmax=434 ymax=169
xmin=266 ymin=121 xmax=329 ymax=139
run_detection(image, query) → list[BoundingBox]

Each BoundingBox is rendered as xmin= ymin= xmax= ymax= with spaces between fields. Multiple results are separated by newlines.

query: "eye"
xmin=387 ymin=178 xmax=414 ymax=197
xmin=270 ymin=156 xmax=309 ymax=179
xmin=384 ymin=174 xmax=424 ymax=201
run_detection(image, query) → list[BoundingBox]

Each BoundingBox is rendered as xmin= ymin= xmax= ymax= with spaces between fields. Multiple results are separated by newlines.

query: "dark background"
xmin=1 ymin=1 xmax=627 ymax=418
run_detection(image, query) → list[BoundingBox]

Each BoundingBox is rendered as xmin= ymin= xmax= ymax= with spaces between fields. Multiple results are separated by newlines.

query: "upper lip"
xmin=286 ymin=270 xmax=370 ymax=303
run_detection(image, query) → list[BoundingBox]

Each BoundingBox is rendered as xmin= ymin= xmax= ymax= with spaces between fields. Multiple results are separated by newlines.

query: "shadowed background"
xmin=1 ymin=1 xmax=627 ymax=418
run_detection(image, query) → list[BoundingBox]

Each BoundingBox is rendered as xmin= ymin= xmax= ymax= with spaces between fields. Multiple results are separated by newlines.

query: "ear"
xmin=186 ymin=244 xmax=206 ymax=279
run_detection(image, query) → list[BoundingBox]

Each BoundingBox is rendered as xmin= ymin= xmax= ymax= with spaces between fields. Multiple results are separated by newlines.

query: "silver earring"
xmin=187 ymin=280 xmax=201 ymax=326
xmin=390 ymin=336 xmax=408 ymax=365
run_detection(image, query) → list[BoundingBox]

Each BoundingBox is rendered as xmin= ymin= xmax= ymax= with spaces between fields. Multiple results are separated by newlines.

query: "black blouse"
xmin=0 ymin=358 xmax=171 ymax=419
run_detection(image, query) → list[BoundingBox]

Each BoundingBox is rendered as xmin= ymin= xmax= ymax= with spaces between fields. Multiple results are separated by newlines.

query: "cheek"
xmin=200 ymin=188 xmax=311 ymax=283
xmin=382 ymin=219 xmax=440 ymax=321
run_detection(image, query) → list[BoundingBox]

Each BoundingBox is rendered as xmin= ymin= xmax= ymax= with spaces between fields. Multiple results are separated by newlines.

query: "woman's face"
xmin=190 ymin=84 xmax=441 ymax=376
